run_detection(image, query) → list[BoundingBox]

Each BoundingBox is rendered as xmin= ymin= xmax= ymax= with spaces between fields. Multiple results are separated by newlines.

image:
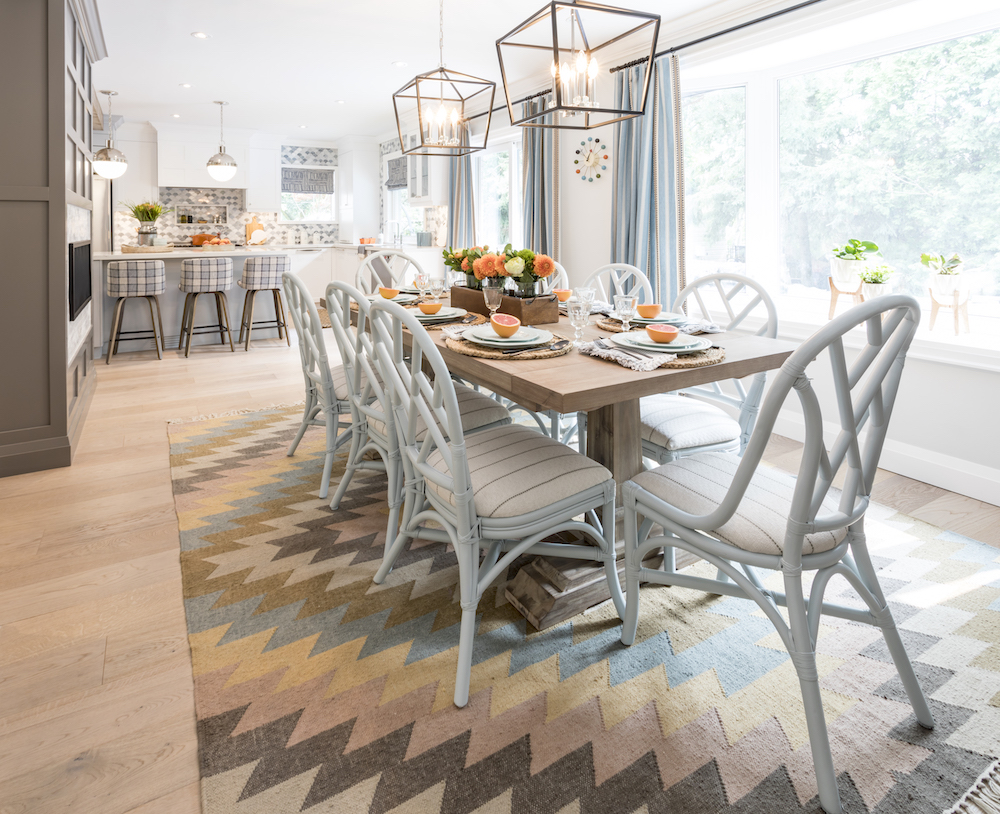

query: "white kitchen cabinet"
xmin=289 ymin=248 xmax=333 ymax=300
xmin=332 ymin=247 xmax=363 ymax=288
xmin=405 ymin=135 xmax=447 ymax=207
xmin=111 ymin=138 xmax=157 ymax=206
xmin=157 ymin=140 xmax=247 ymax=189
xmin=246 ymin=147 xmax=280 ymax=211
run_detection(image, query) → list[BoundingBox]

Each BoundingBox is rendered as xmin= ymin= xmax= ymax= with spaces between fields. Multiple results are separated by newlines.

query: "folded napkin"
xmin=578 ymin=340 xmax=677 ymax=372
xmin=441 ymin=325 xmax=467 ymax=341
xmin=674 ymin=320 xmax=723 ymax=335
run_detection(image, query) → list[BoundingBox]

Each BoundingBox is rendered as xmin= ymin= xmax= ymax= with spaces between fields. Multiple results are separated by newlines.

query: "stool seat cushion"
xmin=240 ymin=255 xmax=291 ymax=290
xmin=630 ymin=452 xmax=847 ymax=556
xmin=180 ymin=257 xmax=233 ymax=293
xmin=107 ymin=260 xmax=166 ymax=297
xmin=640 ymin=394 xmax=741 ymax=452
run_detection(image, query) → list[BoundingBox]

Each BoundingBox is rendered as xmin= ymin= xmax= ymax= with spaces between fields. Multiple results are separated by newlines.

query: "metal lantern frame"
xmin=496 ymin=0 xmax=661 ymax=130
xmin=392 ymin=67 xmax=496 ymax=157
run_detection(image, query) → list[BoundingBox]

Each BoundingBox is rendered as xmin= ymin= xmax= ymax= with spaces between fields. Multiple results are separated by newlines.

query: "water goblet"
xmin=430 ymin=277 xmax=447 ymax=302
xmin=566 ymin=299 xmax=590 ymax=347
xmin=482 ymin=277 xmax=504 ymax=317
xmin=574 ymin=286 xmax=596 ymax=313
xmin=413 ymin=270 xmax=430 ymax=300
xmin=614 ymin=294 xmax=639 ymax=333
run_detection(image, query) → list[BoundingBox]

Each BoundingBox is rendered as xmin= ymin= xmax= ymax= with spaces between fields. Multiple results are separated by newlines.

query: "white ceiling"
xmin=91 ymin=0 xmax=766 ymax=142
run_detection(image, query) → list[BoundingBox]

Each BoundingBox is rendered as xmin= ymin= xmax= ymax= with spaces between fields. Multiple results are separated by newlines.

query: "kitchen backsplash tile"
xmin=114 ymin=186 xmax=340 ymax=247
xmin=281 ymin=145 xmax=338 ymax=167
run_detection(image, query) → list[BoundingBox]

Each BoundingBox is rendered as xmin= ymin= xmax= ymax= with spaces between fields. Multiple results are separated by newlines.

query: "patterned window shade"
xmin=385 ymin=157 xmax=407 ymax=190
xmin=281 ymin=168 xmax=335 ymax=195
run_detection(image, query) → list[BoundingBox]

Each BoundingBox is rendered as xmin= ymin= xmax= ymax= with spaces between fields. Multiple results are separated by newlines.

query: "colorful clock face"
xmin=574 ymin=137 xmax=608 ymax=182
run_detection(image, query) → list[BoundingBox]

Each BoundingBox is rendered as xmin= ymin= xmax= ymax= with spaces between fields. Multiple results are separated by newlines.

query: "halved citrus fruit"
xmin=418 ymin=301 xmax=443 ymax=314
xmin=491 ymin=313 xmax=520 ymax=338
xmin=636 ymin=303 xmax=662 ymax=319
xmin=552 ymin=289 xmax=572 ymax=302
xmin=645 ymin=324 xmax=679 ymax=343
xmin=379 ymin=287 xmax=399 ymax=299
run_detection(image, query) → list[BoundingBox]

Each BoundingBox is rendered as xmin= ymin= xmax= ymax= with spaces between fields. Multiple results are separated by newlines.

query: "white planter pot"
xmin=862 ymin=282 xmax=891 ymax=300
xmin=829 ymin=257 xmax=863 ymax=291
xmin=933 ymin=273 xmax=960 ymax=298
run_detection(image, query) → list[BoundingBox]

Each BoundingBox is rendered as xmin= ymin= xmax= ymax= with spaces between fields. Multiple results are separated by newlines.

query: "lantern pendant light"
xmin=93 ymin=90 xmax=128 ymax=179
xmin=392 ymin=0 xmax=495 ymax=156
xmin=206 ymin=101 xmax=238 ymax=182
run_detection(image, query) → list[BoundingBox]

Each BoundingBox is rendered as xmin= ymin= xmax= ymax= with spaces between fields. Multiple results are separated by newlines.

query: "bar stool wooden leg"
xmin=214 ymin=294 xmax=226 ymax=345
xmin=153 ymin=295 xmax=166 ymax=353
xmin=238 ymin=290 xmax=250 ymax=344
xmin=146 ymin=296 xmax=163 ymax=360
xmin=243 ymin=290 xmax=257 ymax=351
xmin=184 ymin=292 xmax=201 ymax=358
xmin=217 ymin=292 xmax=236 ymax=352
xmin=179 ymin=293 xmax=192 ymax=354
xmin=274 ymin=289 xmax=291 ymax=346
xmin=106 ymin=297 xmax=125 ymax=365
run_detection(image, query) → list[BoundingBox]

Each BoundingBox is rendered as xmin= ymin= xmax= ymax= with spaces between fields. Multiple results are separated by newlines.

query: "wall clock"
xmin=574 ymin=137 xmax=608 ymax=182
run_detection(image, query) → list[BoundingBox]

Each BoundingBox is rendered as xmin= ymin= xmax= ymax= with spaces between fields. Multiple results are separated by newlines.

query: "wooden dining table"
xmin=398 ymin=309 xmax=799 ymax=628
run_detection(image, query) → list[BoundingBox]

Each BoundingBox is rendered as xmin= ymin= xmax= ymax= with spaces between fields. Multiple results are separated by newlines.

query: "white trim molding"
xmin=68 ymin=0 xmax=108 ymax=62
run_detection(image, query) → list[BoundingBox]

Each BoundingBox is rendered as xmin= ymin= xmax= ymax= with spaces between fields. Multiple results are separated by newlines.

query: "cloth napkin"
xmin=578 ymin=340 xmax=678 ymax=372
xmin=674 ymin=320 xmax=724 ymax=335
xmin=559 ymin=301 xmax=614 ymax=316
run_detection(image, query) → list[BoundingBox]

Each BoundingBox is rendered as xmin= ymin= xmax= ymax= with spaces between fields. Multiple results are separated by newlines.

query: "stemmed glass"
xmin=566 ymin=299 xmax=590 ymax=347
xmin=413 ymin=270 xmax=430 ymax=300
xmin=430 ymin=277 xmax=447 ymax=303
xmin=614 ymin=294 xmax=639 ymax=333
xmin=574 ymin=287 xmax=596 ymax=313
xmin=482 ymin=277 xmax=504 ymax=318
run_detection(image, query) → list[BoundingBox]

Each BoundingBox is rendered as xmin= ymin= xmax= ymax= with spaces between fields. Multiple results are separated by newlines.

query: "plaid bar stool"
xmin=237 ymin=255 xmax=292 ymax=350
xmin=178 ymin=257 xmax=235 ymax=357
xmin=106 ymin=259 xmax=166 ymax=364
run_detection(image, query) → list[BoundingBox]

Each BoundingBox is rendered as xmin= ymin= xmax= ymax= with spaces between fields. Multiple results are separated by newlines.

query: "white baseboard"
xmin=772 ymin=411 xmax=1000 ymax=509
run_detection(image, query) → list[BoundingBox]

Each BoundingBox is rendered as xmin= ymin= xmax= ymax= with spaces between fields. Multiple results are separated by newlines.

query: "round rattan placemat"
xmin=596 ymin=316 xmax=629 ymax=332
xmin=657 ymin=346 xmax=726 ymax=368
xmin=444 ymin=335 xmax=572 ymax=360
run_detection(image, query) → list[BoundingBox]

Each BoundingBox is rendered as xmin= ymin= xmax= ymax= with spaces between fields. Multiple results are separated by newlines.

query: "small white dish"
xmin=611 ymin=332 xmax=712 ymax=354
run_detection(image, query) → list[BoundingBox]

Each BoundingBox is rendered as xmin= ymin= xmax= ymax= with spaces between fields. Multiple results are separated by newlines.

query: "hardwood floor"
xmin=0 ymin=337 xmax=996 ymax=814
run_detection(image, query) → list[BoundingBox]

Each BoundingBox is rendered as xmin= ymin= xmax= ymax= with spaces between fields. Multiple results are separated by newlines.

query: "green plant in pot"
xmin=858 ymin=263 xmax=894 ymax=300
xmin=122 ymin=200 xmax=172 ymax=247
xmin=830 ymin=239 xmax=879 ymax=291
xmin=921 ymin=252 xmax=963 ymax=297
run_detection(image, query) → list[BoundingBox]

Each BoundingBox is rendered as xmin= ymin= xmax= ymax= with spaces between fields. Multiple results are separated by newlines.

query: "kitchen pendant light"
xmin=496 ymin=0 xmax=660 ymax=130
xmin=392 ymin=0 xmax=495 ymax=156
xmin=93 ymin=90 xmax=128 ymax=179
xmin=206 ymin=101 xmax=238 ymax=181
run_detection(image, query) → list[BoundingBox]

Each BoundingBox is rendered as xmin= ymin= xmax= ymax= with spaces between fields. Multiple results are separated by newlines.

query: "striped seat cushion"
xmin=329 ymin=364 xmax=379 ymax=402
xmin=426 ymin=424 xmax=612 ymax=519
xmin=106 ymin=260 xmax=166 ymax=297
xmin=179 ymin=257 xmax=233 ymax=292
xmin=641 ymin=394 xmax=741 ymax=452
xmin=630 ymin=452 xmax=847 ymax=556
xmin=239 ymin=255 xmax=291 ymax=290
xmin=368 ymin=383 xmax=510 ymax=443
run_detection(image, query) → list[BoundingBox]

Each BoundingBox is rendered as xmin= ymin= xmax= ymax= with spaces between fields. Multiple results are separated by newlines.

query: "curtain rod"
xmin=468 ymin=0 xmax=831 ymax=120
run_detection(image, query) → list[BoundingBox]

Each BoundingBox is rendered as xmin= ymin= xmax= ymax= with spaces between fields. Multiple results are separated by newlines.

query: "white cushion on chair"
xmin=368 ymin=383 xmax=511 ymax=442
xmin=630 ymin=452 xmax=847 ymax=556
xmin=426 ymin=424 xmax=611 ymax=519
xmin=640 ymin=394 xmax=741 ymax=452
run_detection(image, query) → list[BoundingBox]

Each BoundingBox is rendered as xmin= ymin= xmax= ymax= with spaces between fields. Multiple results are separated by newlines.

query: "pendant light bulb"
xmin=94 ymin=90 xmax=128 ymax=179
xmin=206 ymin=101 xmax=238 ymax=182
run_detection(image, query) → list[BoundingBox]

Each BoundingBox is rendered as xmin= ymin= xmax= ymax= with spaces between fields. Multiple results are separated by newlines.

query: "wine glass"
xmin=430 ymin=277 xmax=447 ymax=302
xmin=482 ymin=277 xmax=504 ymax=317
xmin=614 ymin=294 xmax=639 ymax=333
xmin=574 ymin=286 xmax=596 ymax=313
xmin=566 ymin=299 xmax=590 ymax=347
xmin=413 ymin=270 xmax=430 ymax=300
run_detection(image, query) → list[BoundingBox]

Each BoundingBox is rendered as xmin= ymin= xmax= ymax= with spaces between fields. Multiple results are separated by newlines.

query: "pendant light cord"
xmin=439 ymin=0 xmax=445 ymax=68
xmin=219 ymin=102 xmax=226 ymax=149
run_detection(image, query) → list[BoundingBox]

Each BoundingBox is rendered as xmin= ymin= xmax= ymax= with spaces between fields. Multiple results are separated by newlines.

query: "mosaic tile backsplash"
xmin=114 ymin=186 xmax=340 ymax=248
xmin=281 ymin=145 xmax=338 ymax=167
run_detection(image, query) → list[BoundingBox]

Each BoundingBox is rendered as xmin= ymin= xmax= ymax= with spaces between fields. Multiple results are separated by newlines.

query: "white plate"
xmin=611 ymin=332 xmax=712 ymax=354
xmin=407 ymin=305 xmax=466 ymax=322
xmin=367 ymin=292 xmax=418 ymax=304
xmin=463 ymin=325 xmax=553 ymax=348
xmin=631 ymin=312 xmax=686 ymax=325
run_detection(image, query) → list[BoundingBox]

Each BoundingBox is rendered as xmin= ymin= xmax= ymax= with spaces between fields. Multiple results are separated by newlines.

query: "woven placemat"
xmin=404 ymin=310 xmax=487 ymax=331
xmin=658 ymin=346 xmax=726 ymax=368
xmin=596 ymin=316 xmax=630 ymax=332
xmin=444 ymin=335 xmax=572 ymax=360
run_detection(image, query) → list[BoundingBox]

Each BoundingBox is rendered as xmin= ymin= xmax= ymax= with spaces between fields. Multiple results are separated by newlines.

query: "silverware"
xmin=595 ymin=338 xmax=649 ymax=360
xmin=502 ymin=339 xmax=570 ymax=356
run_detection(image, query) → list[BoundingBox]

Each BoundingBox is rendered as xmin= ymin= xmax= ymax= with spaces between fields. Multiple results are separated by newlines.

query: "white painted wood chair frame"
xmin=642 ymin=273 xmax=779 ymax=465
xmin=281 ymin=273 xmax=354 ymax=500
xmin=355 ymin=249 xmax=427 ymax=295
xmin=367 ymin=299 xmax=626 ymax=708
xmin=582 ymin=262 xmax=654 ymax=304
xmin=620 ymin=296 xmax=934 ymax=814
xmin=323 ymin=281 xmax=402 ymax=545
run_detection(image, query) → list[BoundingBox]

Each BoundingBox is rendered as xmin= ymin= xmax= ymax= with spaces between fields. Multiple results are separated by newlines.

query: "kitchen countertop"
xmin=93 ymin=243 xmax=443 ymax=261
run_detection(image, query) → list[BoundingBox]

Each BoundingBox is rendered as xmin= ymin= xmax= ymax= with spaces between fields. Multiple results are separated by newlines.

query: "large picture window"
xmin=280 ymin=167 xmax=336 ymax=223
xmin=473 ymin=138 xmax=523 ymax=250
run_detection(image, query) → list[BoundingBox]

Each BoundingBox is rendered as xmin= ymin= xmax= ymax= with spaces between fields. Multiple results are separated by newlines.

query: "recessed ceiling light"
xmin=191 ymin=32 xmax=209 ymax=39
xmin=391 ymin=61 xmax=407 ymax=68
xmin=172 ymin=114 xmax=181 ymax=118
xmin=337 ymin=99 xmax=346 ymax=104
xmin=299 ymin=125 xmax=308 ymax=129
xmin=180 ymin=83 xmax=191 ymax=88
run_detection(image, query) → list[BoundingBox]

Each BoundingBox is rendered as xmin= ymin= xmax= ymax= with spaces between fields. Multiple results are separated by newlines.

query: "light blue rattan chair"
xmin=368 ymin=298 xmax=626 ymax=708
xmin=620 ymin=295 xmax=934 ymax=814
xmin=582 ymin=262 xmax=654 ymax=304
xmin=355 ymin=249 xmax=426 ymax=295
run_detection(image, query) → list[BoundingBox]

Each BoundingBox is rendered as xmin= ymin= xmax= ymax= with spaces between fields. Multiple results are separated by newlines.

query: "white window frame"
xmin=279 ymin=163 xmax=337 ymax=224
xmin=472 ymin=127 xmax=523 ymax=250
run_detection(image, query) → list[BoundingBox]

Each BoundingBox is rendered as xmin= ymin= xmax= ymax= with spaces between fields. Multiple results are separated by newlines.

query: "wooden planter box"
xmin=449 ymin=286 xmax=560 ymax=325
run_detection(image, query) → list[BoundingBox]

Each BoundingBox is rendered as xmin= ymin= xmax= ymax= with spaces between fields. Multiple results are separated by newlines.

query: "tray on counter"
xmin=121 ymin=245 xmax=172 ymax=253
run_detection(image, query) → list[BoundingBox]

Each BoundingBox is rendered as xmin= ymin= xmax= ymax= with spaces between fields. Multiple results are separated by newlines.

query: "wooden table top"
xmin=412 ymin=316 xmax=799 ymax=414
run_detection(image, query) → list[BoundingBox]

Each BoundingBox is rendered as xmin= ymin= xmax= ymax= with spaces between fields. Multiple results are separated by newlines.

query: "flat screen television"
xmin=69 ymin=240 xmax=92 ymax=321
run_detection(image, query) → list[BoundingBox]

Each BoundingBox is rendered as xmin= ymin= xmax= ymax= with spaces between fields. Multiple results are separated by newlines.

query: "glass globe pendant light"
xmin=93 ymin=90 xmax=128 ymax=179
xmin=206 ymin=101 xmax=238 ymax=181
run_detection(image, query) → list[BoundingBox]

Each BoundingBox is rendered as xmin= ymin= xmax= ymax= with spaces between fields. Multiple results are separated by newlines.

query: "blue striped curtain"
xmin=448 ymin=155 xmax=476 ymax=247
xmin=610 ymin=55 xmax=683 ymax=305
xmin=521 ymin=100 xmax=560 ymax=256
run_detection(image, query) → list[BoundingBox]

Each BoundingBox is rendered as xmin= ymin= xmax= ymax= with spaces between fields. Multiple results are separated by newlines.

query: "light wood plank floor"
xmin=1 ymin=337 xmax=997 ymax=814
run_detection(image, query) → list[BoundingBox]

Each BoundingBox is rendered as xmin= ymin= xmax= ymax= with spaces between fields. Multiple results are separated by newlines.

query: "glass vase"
xmin=465 ymin=273 xmax=481 ymax=290
xmin=514 ymin=277 xmax=539 ymax=298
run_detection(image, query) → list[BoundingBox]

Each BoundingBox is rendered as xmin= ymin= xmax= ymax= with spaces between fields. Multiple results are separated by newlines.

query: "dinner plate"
xmin=463 ymin=324 xmax=553 ymax=348
xmin=631 ymin=311 xmax=687 ymax=325
xmin=611 ymin=332 xmax=713 ymax=354
xmin=398 ymin=287 xmax=421 ymax=294
xmin=366 ymin=292 xmax=418 ymax=304
xmin=407 ymin=305 xmax=466 ymax=322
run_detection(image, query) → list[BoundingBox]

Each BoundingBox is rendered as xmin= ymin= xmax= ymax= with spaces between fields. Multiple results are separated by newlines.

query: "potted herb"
xmin=830 ymin=239 xmax=879 ymax=291
xmin=921 ymin=252 xmax=963 ymax=297
xmin=858 ymin=264 xmax=894 ymax=300
xmin=122 ymin=200 xmax=171 ymax=246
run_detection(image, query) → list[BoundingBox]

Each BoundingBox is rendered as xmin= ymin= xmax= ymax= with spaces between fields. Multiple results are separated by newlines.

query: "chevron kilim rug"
xmin=168 ymin=406 xmax=1000 ymax=814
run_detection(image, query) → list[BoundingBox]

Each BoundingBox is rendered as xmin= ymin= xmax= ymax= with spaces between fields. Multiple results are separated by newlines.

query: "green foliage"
xmin=921 ymin=252 xmax=963 ymax=274
xmin=121 ymin=200 xmax=170 ymax=222
xmin=831 ymin=239 xmax=879 ymax=260
xmin=859 ymin=264 xmax=894 ymax=283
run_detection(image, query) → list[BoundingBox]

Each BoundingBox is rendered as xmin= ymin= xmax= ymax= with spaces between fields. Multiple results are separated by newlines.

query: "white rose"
xmin=505 ymin=256 xmax=526 ymax=277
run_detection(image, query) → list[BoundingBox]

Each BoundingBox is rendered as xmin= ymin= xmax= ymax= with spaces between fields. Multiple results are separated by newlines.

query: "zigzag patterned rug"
xmin=168 ymin=406 xmax=1000 ymax=814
